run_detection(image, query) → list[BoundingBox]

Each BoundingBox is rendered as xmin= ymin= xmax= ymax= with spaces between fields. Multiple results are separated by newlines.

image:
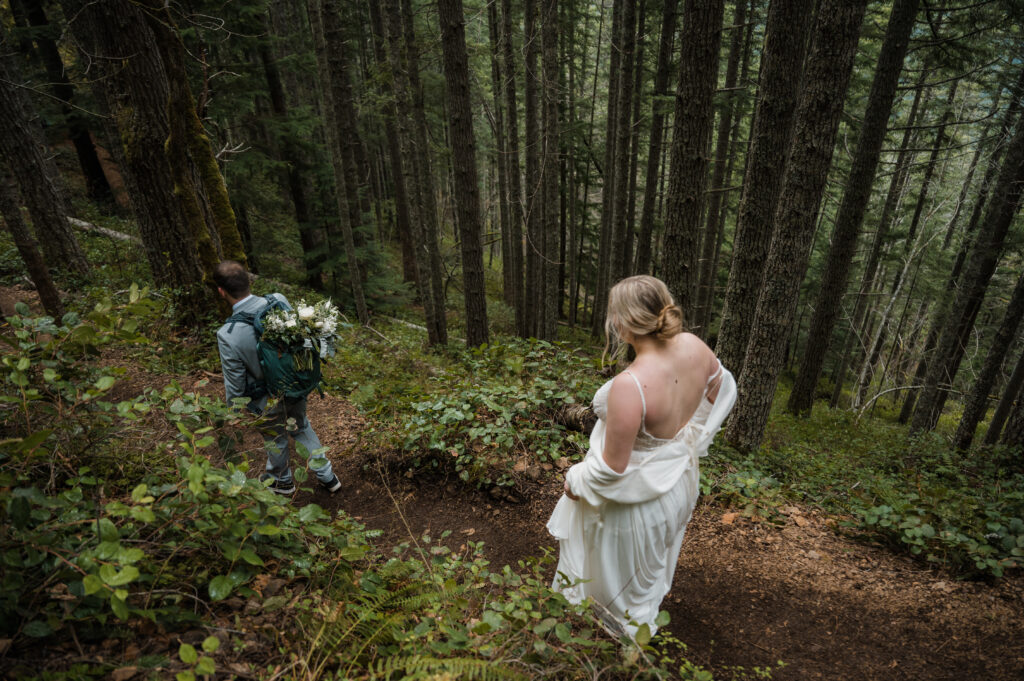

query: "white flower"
xmin=298 ymin=305 xmax=315 ymax=321
xmin=285 ymin=319 xmax=297 ymax=328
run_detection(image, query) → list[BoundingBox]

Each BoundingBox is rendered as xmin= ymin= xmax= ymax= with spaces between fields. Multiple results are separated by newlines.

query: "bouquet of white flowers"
xmin=260 ymin=299 xmax=343 ymax=370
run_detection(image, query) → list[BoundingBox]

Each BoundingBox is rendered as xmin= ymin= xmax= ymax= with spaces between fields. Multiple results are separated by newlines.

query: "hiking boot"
xmin=319 ymin=475 xmax=342 ymax=494
xmin=259 ymin=473 xmax=295 ymax=496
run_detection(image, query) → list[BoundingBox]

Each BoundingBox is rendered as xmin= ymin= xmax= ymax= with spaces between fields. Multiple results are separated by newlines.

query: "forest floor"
xmin=243 ymin=389 xmax=1024 ymax=681
xmin=7 ymin=283 xmax=1023 ymax=681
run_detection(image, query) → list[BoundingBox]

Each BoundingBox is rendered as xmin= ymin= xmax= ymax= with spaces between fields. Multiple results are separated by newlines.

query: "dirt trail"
xmin=291 ymin=393 xmax=1024 ymax=681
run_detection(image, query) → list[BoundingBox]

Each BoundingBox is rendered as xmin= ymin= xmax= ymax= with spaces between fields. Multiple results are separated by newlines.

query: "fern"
xmin=368 ymin=654 xmax=528 ymax=681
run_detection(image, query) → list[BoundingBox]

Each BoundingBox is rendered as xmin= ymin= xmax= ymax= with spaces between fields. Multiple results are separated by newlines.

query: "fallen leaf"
xmin=461 ymin=528 xmax=476 ymax=536
xmin=794 ymin=516 xmax=809 ymax=527
xmin=556 ymin=457 xmax=570 ymax=469
xmin=111 ymin=667 xmax=137 ymax=681
xmin=806 ymin=550 xmax=822 ymax=560
xmin=721 ymin=513 xmax=738 ymax=525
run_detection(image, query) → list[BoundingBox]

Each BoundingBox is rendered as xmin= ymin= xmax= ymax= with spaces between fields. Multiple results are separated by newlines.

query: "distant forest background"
xmin=2 ymin=0 xmax=1024 ymax=456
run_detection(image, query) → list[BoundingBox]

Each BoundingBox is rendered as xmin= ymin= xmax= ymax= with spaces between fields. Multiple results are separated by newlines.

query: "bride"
xmin=547 ymin=275 xmax=737 ymax=639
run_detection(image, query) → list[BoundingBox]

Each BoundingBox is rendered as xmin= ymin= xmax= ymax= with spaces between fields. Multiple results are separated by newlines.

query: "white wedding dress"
xmin=546 ymin=361 xmax=737 ymax=637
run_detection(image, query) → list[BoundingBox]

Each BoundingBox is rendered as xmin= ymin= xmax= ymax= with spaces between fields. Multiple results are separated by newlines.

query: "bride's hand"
xmin=564 ymin=480 xmax=579 ymax=501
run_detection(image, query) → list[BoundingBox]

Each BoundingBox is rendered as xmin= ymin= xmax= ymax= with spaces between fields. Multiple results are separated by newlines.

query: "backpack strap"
xmin=225 ymin=295 xmax=276 ymax=333
xmin=225 ymin=312 xmax=254 ymax=334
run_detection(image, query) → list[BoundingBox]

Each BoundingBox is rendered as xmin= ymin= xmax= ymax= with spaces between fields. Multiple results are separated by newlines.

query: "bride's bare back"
xmin=602 ymin=333 xmax=720 ymax=472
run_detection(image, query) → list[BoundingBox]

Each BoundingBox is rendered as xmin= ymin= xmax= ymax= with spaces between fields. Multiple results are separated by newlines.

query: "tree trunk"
xmin=986 ymin=346 xmax=1024 ymax=446
xmin=622 ymin=0 xmax=646 ymax=281
xmin=910 ymin=107 xmax=1024 ymax=433
xmin=704 ymin=5 xmax=757 ymax=338
xmin=831 ymin=70 xmax=929 ymax=408
xmin=0 ymin=39 xmax=89 ymax=276
xmin=400 ymin=0 xmax=448 ymax=345
xmin=0 ymin=170 xmax=63 ymax=317
xmin=953 ymin=270 xmax=1024 ymax=451
xmin=659 ymin=0 xmax=724 ymax=324
xmin=609 ymin=0 xmax=637 ymax=284
xmin=725 ymin=0 xmax=867 ymax=453
xmin=787 ymin=0 xmax=919 ymax=416
xmin=66 ymin=0 xmax=214 ymax=314
xmin=634 ymin=0 xmax=679 ymax=276
xmin=145 ymin=2 xmax=247 ymax=266
xmin=487 ymin=0 xmax=513 ymax=308
xmin=591 ymin=0 xmax=625 ymax=335
xmin=693 ymin=0 xmax=748 ymax=336
xmin=311 ymin=0 xmax=368 ymax=323
xmin=541 ymin=0 xmax=560 ymax=339
xmin=259 ymin=43 xmax=326 ymax=291
xmin=17 ymin=0 xmax=112 ymax=205
xmin=524 ymin=0 xmax=542 ymax=336
xmin=501 ymin=0 xmax=526 ymax=337
xmin=437 ymin=0 xmax=490 ymax=347
xmin=714 ymin=0 xmax=813 ymax=375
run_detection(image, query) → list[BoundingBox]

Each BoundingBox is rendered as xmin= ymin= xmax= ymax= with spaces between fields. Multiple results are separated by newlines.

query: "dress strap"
xmin=706 ymin=360 xmax=723 ymax=387
xmin=622 ymin=370 xmax=649 ymax=434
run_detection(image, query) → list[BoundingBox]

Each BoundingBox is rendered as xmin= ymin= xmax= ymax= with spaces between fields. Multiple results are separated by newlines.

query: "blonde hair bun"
xmin=655 ymin=304 xmax=684 ymax=339
xmin=603 ymin=275 xmax=686 ymax=360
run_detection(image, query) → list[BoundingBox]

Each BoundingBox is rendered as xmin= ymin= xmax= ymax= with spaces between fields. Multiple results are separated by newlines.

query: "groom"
xmin=213 ymin=260 xmax=341 ymax=496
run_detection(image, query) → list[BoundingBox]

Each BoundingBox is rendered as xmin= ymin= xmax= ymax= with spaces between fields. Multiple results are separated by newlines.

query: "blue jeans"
xmin=252 ymin=396 xmax=333 ymax=485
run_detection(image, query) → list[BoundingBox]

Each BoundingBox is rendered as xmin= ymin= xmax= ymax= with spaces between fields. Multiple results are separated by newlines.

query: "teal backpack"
xmin=226 ymin=295 xmax=323 ymax=401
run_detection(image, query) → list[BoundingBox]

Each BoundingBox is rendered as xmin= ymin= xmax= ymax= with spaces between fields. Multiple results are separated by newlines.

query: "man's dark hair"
xmin=213 ymin=261 xmax=251 ymax=299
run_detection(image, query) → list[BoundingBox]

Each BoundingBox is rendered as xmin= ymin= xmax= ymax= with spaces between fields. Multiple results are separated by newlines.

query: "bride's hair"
xmin=603 ymin=275 xmax=684 ymax=363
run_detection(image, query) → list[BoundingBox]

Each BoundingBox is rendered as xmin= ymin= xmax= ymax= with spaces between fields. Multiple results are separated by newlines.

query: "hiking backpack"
xmin=226 ymin=295 xmax=323 ymax=401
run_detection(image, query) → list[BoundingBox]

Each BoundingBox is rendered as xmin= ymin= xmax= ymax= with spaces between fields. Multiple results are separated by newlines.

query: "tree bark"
xmin=66 ymin=0 xmax=215 ymax=314
xmin=0 ymin=38 xmax=89 ymax=276
xmin=910 ymin=108 xmax=1024 ymax=433
xmin=437 ymin=0 xmax=490 ymax=347
xmin=591 ymin=0 xmax=625 ymax=335
xmin=369 ymin=0 xmax=423 ymax=308
xmin=16 ymin=0 xmax=112 ymax=205
xmin=693 ymin=0 xmax=748 ymax=336
xmin=487 ymin=0 xmax=513 ymax=308
xmin=787 ymin=0 xmax=919 ymax=416
xmin=832 ymin=71 xmax=928 ymax=408
xmin=541 ymin=0 xmax=560 ymax=340
xmin=622 ymin=0 xmax=646 ymax=281
xmin=311 ymin=0 xmax=368 ymax=323
xmin=953 ymin=270 xmax=1024 ymax=451
xmin=399 ymin=0 xmax=448 ymax=345
xmin=609 ymin=0 xmax=638 ymax=284
xmin=259 ymin=42 xmax=325 ymax=291
xmin=501 ymin=0 xmax=526 ymax=337
xmin=524 ymin=0 xmax=542 ymax=336
xmin=986 ymin=346 xmax=1024 ymax=446
xmin=0 ymin=170 xmax=63 ymax=317
xmin=659 ymin=0 xmax=724 ymax=324
xmin=634 ymin=0 xmax=679 ymax=276
xmin=714 ymin=0 xmax=813 ymax=375
xmin=725 ymin=0 xmax=867 ymax=453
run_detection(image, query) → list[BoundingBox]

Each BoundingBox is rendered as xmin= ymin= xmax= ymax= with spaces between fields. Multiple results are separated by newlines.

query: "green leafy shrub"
xmin=397 ymin=340 xmax=602 ymax=487
xmin=729 ymin=397 xmax=1024 ymax=578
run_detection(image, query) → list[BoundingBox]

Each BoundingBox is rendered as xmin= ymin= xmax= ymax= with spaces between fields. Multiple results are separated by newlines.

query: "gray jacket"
xmin=216 ymin=293 xmax=288 ymax=406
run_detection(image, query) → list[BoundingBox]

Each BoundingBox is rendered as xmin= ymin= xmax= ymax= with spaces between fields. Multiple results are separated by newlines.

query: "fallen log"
xmin=67 ymin=217 xmax=142 ymax=245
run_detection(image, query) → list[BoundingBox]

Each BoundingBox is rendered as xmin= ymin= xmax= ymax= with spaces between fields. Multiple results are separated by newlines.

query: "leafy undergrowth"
xmin=699 ymin=386 xmax=1024 ymax=579
xmin=325 ymin=313 xmax=1023 ymax=580
xmin=0 ymin=294 xmax=712 ymax=680
xmin=327 ymin=322 xmax=605 ymax=492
